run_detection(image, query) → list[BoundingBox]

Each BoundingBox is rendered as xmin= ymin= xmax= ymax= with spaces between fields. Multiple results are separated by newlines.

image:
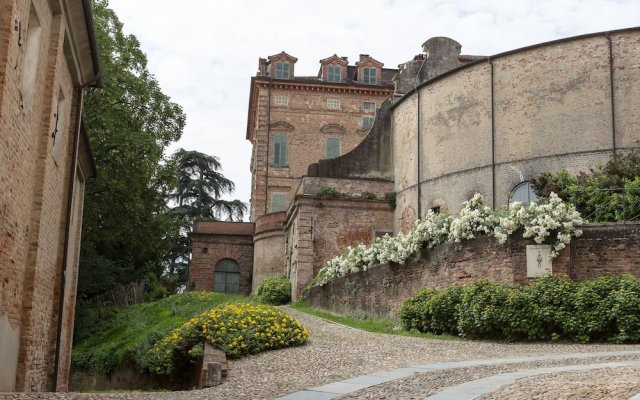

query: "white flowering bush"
xmin=313 ymin=193 xmax=584 ymax=286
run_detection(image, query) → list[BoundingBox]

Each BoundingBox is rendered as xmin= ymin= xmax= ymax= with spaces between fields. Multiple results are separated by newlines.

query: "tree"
xmin=532 ymin=149 xmax=640 ymax=222
xmin=171 ymin=149 xmax=247 ymax=221
xmin=166 ymin=149 xmax=247 ymax=286
xmin=78 ymin=0 xmax=186 ymax=298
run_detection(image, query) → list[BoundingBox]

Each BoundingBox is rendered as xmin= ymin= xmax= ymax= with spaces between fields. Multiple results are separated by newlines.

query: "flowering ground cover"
xmin=71 ymin=292 xmax=308 ymax=378
xmin=314 ymin=193 xmax=583 ymax=286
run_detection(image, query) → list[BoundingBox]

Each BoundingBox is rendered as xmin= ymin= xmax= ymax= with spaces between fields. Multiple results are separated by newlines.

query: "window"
xmin=363 ymin=67 xmax=376 ymax=84
xmin=326 ymin=98 xmax=340 ymax=109
xmin=274 ymin=95 xmax=289 ymax=106
xmin=21 ymin=4 xmax=42 ymax=109
xmin=362 ymin=115 xmax=375 ymax=129
xmin=325 ymin=138 xmax=341 ymax=159
xmin=327 ymin=65 xmax=341 ymax=82
xmin=509 ymin=181 xmax=539 ymax=204
xmin=363 ymin=102 xmax=376 ymax=113
xmin=275 ymin=62 xmax=290 ymax=79
xmin=431 ymin=206 xmax=441 ymax=214
xmin=213 ymin=259 xmax=240 ymax=294
xmin=271 ymin=192 xmax=288 ymax=212
xmin=272 ymin=134 xmax=288 ymax=166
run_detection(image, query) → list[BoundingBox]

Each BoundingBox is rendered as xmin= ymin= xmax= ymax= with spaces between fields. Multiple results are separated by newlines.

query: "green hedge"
xmin=400 ymin=275 xmax=640 ymax=343
xmin=256 ymin=274 xmax=291 ymax=305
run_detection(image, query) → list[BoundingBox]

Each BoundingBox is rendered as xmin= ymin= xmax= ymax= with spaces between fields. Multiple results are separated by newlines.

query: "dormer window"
xmin=327 ymin=65 xmax=341 ymax=83
xmin=363 ymin=67 xmax=376 ymax=84
xmin=275 ymin=62 xmax=290 ymax=79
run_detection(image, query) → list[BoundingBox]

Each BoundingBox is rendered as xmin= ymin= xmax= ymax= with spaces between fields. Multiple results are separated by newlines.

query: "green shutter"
xmin=325 ymin=138 xmax=340 ymax=159
xmin=273 ymin=135 xmax=288 ymax=166
xmin=271 ymin=193 xmax=288 ymax=212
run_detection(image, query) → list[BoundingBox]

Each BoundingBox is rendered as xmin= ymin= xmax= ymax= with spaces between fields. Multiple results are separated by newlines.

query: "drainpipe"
xmin=52 ymin=86 xmax=84 ymax=391
xmin=413 ymin=58 xmax=427 ymax=219
xmin=489 ymin=57 xmax=496 ymax=210
xmin=605 ymin=32 xmax=616 ymax=155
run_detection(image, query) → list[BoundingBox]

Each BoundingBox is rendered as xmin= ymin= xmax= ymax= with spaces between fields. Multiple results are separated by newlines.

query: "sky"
xmin=107 ymin=0 xmax=639 ymax=210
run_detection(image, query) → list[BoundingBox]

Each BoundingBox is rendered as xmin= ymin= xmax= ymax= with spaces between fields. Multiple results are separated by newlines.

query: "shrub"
xmin=144 ymin=303 xmax=309 ymax=374
xmin=257 ymin=274 xmax=292 ymax=305
xmin=361 ymin=191 xmax=377 ymax=200
xmin=384 ymin=191 xmax=397 ymax=209
xmin=564 ymin=275 xmax=640 ymax=343
xmin=399 ymin=288 xmax=437 ymax=332
xmin=315 ymin=186 xmax=341 ymax=198
xmin=457 ymin=280 xmax=510 ymax=339
xmin=400 ymin=275 xmax=640 ymax=343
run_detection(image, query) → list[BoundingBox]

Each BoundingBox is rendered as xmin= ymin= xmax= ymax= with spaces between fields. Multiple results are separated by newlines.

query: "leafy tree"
xmin=79 ymin=0 xmax=186 ymax=298
xmin=532 ymin=149 xmax=640 ymax=222
xmin=171 ymin=149 xmax=246 ymax=221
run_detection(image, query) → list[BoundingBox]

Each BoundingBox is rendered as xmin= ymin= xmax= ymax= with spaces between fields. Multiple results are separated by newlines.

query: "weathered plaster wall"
xmin=393 ymin=29 xmax=640 ymax=229
xmin=252 ymin=212 xmax=286 ymax=293
xmin=308 ymin=223 xmax=640 ymax=318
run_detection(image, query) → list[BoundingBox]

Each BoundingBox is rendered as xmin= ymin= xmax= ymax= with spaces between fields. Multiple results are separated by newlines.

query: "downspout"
xmin=413 ymin=58 xmax=427 ymax=219
xmin=605 ymin=32 xmax=616 ymax=155
xmin=52 ymin=86 xmax=84 ymax=391
xmin=489 ymin=57 xmax=496 ymax=210
xmin=264 ymin=79 xmax=272 ymax=215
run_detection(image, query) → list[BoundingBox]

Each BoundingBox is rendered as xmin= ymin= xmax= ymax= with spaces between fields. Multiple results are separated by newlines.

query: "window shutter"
xmin=325 ymin=138 xmax=340 ymax=159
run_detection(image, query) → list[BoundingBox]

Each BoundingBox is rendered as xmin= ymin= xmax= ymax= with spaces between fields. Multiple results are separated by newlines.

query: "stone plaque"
xmin=526 ymin=245 xmax=552 ymax=277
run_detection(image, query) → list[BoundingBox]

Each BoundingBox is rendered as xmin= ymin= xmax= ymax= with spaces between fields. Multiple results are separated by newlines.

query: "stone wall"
xmin=308 ymin=223 xmax=640 ymax=319
xmin=189 ymin=222 xmax=255 ymax=295
xmin=392 ymin=28 xmax=640 ymax=230
xmin=0 ymin=0 xmax=97 ymax=391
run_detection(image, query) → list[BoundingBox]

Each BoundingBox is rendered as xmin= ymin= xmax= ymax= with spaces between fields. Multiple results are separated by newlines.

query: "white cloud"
xmin=107 ymin=0 xmax=640 ymax=209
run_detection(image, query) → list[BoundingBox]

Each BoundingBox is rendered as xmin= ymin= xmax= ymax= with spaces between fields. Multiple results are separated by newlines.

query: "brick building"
xmin=191 ymin=29 xmax=639 ymax=300
xmin=0 ymin=0 xmax=99 ymax=392
xmin=190 ymin=43 xmax=481 ymax=297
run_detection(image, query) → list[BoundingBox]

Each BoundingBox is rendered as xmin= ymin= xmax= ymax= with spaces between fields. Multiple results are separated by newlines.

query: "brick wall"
xmin=286 ymin=180 xmax=394 ymax=299
xmin=0 ymin=0 xmax=96 ymax=391
xmin=248 ymin=77 xmax=394 ymax=220
xmin=393 ymin=29 xmax=640 ymax=228
xmin=308 ymin=223 xmax=640 ymax=319
xmin=189 ymin=222 xmax=255 ymax=295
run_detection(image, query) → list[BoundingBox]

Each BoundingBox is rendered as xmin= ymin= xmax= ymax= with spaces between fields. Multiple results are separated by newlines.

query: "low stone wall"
xmin=308 ymin=223 xmax=640 ymax=318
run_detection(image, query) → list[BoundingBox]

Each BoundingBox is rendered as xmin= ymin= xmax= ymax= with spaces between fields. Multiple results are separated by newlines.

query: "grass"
xmin=72 ymin=291 xmax=260 ymax=375
xmin=291 ymin=301 xmax=456 ymax=340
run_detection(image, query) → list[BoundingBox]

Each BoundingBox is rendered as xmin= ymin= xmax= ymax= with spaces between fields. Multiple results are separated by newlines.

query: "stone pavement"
xmin=3 ymin=307 xmax=640 ymax=399
xmin=279 ymin=351 xmax=640 ymax=400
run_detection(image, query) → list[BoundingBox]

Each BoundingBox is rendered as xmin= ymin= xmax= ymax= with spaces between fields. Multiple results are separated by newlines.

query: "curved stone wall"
xmin=392 ymin=28 xmax=640 ymax=230
xmin=252 ymin=212 xmax=286 ymax=293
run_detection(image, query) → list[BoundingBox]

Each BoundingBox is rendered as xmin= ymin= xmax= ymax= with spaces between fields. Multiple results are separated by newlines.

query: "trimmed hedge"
xmin=256 ymin=274 xmax=292 ymax=305
xmin=400 ymin=275 xmax=640 ymax=343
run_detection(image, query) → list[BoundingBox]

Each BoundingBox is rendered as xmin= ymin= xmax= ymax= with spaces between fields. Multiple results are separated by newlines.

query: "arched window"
xmin=214 ymin=259 xmax=240 ymax=294
xmin=509 ymin=181 xmax=539 ymax=204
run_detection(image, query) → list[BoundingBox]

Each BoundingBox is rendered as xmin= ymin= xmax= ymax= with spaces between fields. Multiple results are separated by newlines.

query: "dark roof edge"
xmin=81 ymin=0 xmax=102 ymax=87
xmin=391 ymin=26 xmax=640 ymax=110
xmin=252 ymin=76 xmax=395 ymax=89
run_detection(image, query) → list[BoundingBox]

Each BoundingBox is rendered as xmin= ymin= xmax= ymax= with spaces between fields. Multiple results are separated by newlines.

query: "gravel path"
xmin=3 ymin=307 xmax=640 ymax=399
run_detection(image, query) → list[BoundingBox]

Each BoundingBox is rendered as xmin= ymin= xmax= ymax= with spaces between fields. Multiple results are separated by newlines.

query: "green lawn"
xmin=72 ymin=291 xmax=259 ymax=375
xmin=291 ymin=301 xmax=456 ymax=340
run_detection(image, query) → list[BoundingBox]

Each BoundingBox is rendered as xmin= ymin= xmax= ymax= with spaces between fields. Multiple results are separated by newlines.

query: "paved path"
xmin=3 ymin=307 xmax=640 ymax=399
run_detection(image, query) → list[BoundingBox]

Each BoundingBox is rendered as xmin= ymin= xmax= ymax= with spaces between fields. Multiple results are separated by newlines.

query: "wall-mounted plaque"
xmin=526 ymin=245 xmax=552 ymax=278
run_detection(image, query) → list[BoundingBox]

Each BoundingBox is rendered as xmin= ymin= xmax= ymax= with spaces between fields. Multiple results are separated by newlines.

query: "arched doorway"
xmin=213 ymin=259 xmax=240 ymax=294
